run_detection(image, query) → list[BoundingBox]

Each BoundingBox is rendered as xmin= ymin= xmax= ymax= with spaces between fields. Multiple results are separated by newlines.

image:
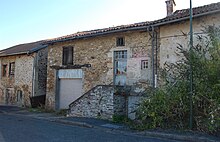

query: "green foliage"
xmin=56 ymin=109 xmax=68 ymax=116
xmin=137 ymin=26 xmax=220 ymax=134
xmin=112 ymin=115 xmax=128 ymax=123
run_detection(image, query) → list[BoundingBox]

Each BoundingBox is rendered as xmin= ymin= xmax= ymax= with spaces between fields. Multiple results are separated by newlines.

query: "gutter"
xmin=48 ymin=9 xmax=220 ymax=44
xmin=0 ymin=52 xmax=27 ymax=57
xmin=27 ymin=45 xmax=48 ymax=55
xmin=0 ymin=44 xmax=48 ymax=57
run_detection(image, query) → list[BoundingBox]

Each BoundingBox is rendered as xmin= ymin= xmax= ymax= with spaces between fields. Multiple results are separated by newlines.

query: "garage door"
xmin=59 ymin=78 xmax=82 ymax=109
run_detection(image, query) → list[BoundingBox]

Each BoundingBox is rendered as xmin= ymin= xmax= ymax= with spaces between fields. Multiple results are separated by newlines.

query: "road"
xmin=0 ymin=106 xmax=178 ymax=142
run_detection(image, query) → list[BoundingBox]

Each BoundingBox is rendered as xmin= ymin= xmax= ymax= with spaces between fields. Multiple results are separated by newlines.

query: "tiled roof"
xmin=47 ymin=2 xmax=220 ymax=43
xmin=46 ymin=21 xmax=152 ymax=43
xmin=0 ymin=41 xmax=47 ymax=57
xmin=153 ymin=2 xmax=220 ymax=25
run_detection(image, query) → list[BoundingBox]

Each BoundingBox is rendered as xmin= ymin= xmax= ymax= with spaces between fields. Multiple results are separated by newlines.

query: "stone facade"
xmin=33 ymin=47 xmax=48 ymax=96
xmin=0 ymin=48 xmax=48 ymax=106
xmin=159 ymin=13 xmax=220 ymax=68
xmin=69 ymin=85 xmax=114 ymax=119
xmin=46 ymin=31 xmax=153 ymax=109
xmin=69 ymin=85 xmax=144 ymax=120
xmin=46 ymin=3 xmax=220 ymax=117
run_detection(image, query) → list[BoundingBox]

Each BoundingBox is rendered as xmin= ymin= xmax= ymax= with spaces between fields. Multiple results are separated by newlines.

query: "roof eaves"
xmin=0 ymin=52 xmax=27 ymax=57
xmin=27 ymin=44 xmax=48 ymax=54
xmin=48 ymin=24 xmax=153 ymax=44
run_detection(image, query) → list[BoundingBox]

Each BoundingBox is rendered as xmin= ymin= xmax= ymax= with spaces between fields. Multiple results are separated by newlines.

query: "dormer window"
xmin=116 ymin=37 xmax=125 ymax=46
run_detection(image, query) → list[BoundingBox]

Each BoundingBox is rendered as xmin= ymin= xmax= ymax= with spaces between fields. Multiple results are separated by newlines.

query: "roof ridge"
xmin=47 ymin=2 xmax=220 ymax=43
xmin=174 ymin=1 xmax=220 ymax=13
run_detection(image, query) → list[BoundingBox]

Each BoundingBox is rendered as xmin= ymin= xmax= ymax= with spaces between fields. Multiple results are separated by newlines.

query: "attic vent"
xmin=116 ymin=37 xmax=125 ymax=46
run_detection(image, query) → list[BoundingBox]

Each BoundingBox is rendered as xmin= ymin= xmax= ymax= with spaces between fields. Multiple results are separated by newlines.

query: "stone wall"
xmin=14 ymin=55 xmax=34 ymax=106
xmin=69 ymin=85 xmax=114 ymax=119
xmin=46 ymin=30 xmax=153 ymax=109
xmin=0 ymin=47 xmax=48 ymax=106
xmin=69 ymin=85 xmax=145 ymax=120
xmin=159 ymin=13 xmax=220 ymax=69
xmin=34 ymin=47 xmax=48 ymax=96
xmin=0 ymin=56 xmax=17 ymax=104
xmin=113 ymin=95 xmax=126 ymax=116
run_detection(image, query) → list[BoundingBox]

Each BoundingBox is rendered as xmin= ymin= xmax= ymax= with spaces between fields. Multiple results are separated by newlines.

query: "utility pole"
xmin=189 ymin=0 xmax=193 ymax=130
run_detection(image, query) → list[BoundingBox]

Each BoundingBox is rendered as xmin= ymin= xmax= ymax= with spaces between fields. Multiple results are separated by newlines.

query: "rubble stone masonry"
xmin=46 ymin=30 xmax=153 ymax=109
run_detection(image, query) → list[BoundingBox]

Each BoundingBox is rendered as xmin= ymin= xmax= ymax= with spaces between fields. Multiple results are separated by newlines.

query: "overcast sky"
xmin=0 ymin=0 xmax=219 ymax=50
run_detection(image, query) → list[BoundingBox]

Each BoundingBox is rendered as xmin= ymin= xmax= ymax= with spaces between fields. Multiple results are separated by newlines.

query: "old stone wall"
xmin=34 ymin=47 xmax=48 ymax=96
xmin=0 ymin=50 xmax=47 ymax=106
xmin=14 ymin=54 xmax=34 ymax=106
xmin=69 ymin=85 xmax=145 ymax=120
xmin=69 ymin=85 xmax=114 ymax=119
xmin=46 ymin=30 xmax=153 ymax=109
xmin=0 ymin=56 xmax=16 ymax=104
xmin=159 ymin=13 xmax=220 ymax=69
xmin=113 ymin=95 xmax=126 ymax=116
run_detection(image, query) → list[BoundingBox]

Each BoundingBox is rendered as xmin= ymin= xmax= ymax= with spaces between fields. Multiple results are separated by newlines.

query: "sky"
xmin=0 ymin=0 xmax=220 ymax=50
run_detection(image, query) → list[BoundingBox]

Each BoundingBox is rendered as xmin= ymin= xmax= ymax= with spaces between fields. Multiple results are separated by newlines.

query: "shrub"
xmin=137 ymin=26 xmax=220 ymax=134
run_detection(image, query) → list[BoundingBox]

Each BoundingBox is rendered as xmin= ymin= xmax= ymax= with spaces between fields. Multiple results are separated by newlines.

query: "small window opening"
xmin=2 ymin=64 xmax=7 ymax=77
xmin=17 ymin=90 xmax=23 ymax=102
xmin=141 ymin=60 xmax=149 ymax=69
xmin=62 ymin=46 xmax=73 ymax=65
xmin=9 ymin=62 xmax=15 ymax=76
xmin=116 ymin=37 xmax=125 ymax=46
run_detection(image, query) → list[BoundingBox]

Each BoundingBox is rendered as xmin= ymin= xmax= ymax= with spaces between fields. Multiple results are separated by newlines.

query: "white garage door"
xmin=59 ymin=78 xmax=82 ymax=109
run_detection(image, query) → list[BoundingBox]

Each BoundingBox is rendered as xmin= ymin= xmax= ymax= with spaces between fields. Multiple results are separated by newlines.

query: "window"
xmin=62 ymin=46 xmax=73 ymax=65
xmin=2 ymin=64 xmax=7 ymax=77
xmin=9 ymin=62 xmax=15 ymax=76
xmin=141 ymin=60 xmax=148 ymax=69
xmin=114 ymin=50 xmax=127 ymax=86
xmin=17 ymin=90 xmax=23 ymax=102
xmin=116 ymin=37 xmax=125 ymax=46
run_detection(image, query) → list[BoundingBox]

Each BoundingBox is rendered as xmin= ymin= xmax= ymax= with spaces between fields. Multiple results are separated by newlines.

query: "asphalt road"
xmin=0 ymin=106 xmax=178 ymax=142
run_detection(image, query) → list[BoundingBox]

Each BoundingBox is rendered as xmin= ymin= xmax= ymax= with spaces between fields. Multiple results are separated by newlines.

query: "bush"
xmin=137 ymin=26 xmax=220 ymax=135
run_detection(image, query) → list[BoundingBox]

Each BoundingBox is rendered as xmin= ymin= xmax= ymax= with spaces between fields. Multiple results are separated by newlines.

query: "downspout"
xmin=151 ymin=26 xmax=155 ymax=88
xmin=28 ymin=52 xmax=37 ymax=97
xmin=155 ymin=29 xmax=158 ymax=88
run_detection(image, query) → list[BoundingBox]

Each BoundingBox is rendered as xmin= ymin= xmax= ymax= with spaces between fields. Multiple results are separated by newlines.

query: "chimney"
xmin=165 ymin=0 xmax=176 ymax=16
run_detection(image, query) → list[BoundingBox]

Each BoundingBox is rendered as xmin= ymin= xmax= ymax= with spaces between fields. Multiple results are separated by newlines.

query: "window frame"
xmin=2 ymin=64 xmax=7 ymax=77
xmin=9 ymin=62 xmax=15 ymax=76
xmin=62 ymin=46 xmax=73 ymax=65
xmin=141 ymin=60 xmax=149 ymax=69
xmin=116 ymin=37 xmax=125 ymax=46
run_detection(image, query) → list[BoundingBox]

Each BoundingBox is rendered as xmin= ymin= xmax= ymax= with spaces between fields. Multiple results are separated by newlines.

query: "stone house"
xmin=45 ymin=1 xmax=220 ymax=119
xmin=0 ymin=41 xmax=48 ymax=107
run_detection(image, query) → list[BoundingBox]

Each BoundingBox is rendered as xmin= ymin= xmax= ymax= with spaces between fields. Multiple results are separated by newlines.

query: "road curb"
xmin=140 ymin=131 xmax=219 ymax=142
xmin=52 ymin=119 xmax=94 ymax=128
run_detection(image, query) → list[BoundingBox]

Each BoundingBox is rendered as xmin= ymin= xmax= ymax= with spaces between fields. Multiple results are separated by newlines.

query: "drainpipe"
xmin=28 ymin=53 xmax=37 ymax=97
xmin=155 ymin=30 xmax=158 ymax=88
xmin=151 ymin=26 xmax=155 ymax=88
